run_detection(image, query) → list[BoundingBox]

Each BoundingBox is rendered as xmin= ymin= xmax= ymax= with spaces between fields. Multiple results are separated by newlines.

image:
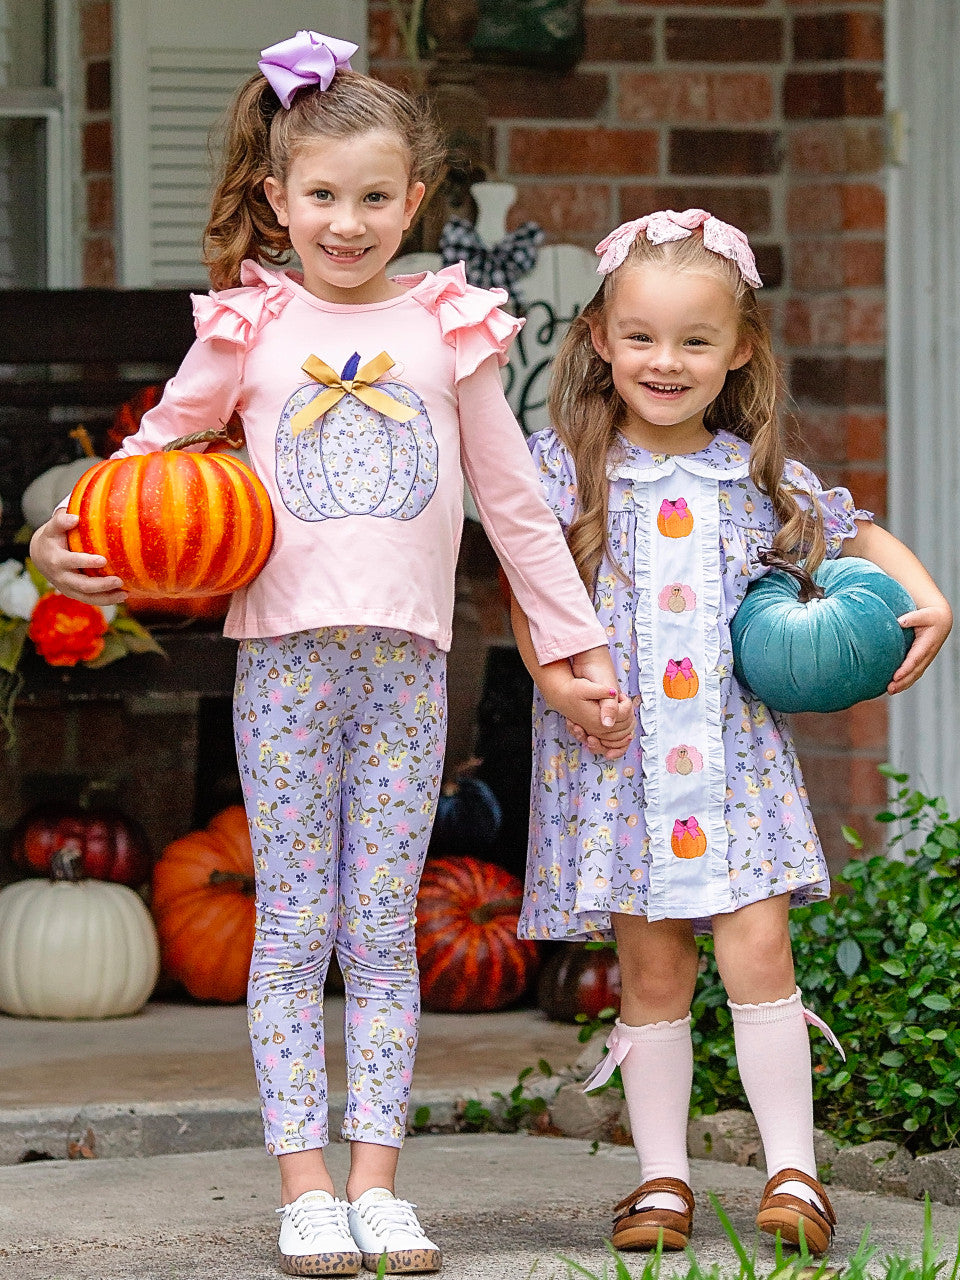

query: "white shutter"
xmin=114 ymin=0 xmax=368 ymax=287
xmin=886 ymin=0 xmax=960 ymax=809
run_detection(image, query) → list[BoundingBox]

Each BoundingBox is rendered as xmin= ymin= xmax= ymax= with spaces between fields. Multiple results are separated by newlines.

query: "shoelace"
xmin=277 ymin=1196 xmax=352 ymax=1246
xmin=356 ymin=1196 xmax=426 ymax=1238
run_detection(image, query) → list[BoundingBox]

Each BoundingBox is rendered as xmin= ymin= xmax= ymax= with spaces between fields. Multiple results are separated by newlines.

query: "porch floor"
xmin=0 ymin=997 xmax=581 ymax=1112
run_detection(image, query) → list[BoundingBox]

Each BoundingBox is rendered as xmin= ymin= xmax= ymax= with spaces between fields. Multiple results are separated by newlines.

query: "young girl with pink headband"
xmin=512 ymin=208 xmax=951 ymax=1256
xmin=30 ymin=31 xmax=630 ymax=1277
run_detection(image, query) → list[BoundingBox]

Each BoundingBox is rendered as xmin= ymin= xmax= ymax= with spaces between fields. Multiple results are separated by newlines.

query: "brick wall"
xmin=371 ymin=0 xmax=888 ymax=865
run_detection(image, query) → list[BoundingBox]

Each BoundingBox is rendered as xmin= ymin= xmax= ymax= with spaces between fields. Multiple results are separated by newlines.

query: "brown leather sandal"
xmin=756 ymin=1168 xmax=837 ymax=1256
xmin=611 ymin=1177 xmax=695 ymax=1252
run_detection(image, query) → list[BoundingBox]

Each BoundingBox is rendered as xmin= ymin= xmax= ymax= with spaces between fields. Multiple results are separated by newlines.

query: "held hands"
xmin=564 ymin=691 xmax=635 ymax=759
xmin=29 ymin=510 xmax=127 ymax=607
xmin=889 ymin=600 xmax=953 ymax=694
xmin=558 ymin=645 xmax=636 ymax=760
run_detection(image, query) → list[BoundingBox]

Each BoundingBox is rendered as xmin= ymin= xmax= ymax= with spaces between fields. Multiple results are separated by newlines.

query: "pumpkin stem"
xmin=163 ymin=415 xmax=245 ymax=454
xmin=50 ymin=841 xmax=84 ymax=883
xmin=208 ymin=869 xmax=257 ymax=895
xmin=757 ymin=548 xmax=825 ymax=604
xmin=69 ymin=425 xmax=97 ymax=458
xmin=469 ymin=894 xmax=523 ymax=925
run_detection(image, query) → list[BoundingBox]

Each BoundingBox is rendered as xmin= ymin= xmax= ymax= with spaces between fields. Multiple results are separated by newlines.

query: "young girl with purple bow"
xmin=30 ymin=31 xmax=631 ymax=1277
xmin=511 ymin=209 xmax=951 ymax=1256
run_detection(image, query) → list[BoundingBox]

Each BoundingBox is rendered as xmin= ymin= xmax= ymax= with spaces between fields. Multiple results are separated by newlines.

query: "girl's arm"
xmin=842 ymin=520 xmax=953 ymax=693
xmin=457 ymin=358 xmax=609 ymax=667
xmin=30 ymin=335 xmax=241 ymax=603
xmin=510 ymin=595 xmax=634 ymax=760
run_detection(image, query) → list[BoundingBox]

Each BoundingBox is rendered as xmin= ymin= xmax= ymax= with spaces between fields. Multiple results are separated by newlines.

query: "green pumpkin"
xmin=731 ymin=556 xmax=915 ymax=714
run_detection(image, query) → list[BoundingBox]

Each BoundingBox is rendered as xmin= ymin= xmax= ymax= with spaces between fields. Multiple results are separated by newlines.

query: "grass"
xmin=554 ymin=1196 xmax=960 ymax=1280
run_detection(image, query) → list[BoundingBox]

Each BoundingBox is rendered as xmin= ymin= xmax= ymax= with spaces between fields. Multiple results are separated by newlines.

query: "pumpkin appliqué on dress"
xmin=663 ymin=657 xmax=699 ymax=699
xmin=671 ymin=817 xmax=707 ymax=860
xmin=275 ymin=350 xmax=439 ymax=522
xmin=657 ymin=497 xmax=694 ymax=538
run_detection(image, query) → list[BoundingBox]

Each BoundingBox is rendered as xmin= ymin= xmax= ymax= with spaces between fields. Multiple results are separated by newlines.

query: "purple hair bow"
xmin=258 ymin=30 xmax=357 ymax=109
xmin=595 ymin=208 xmax=762 ymax=289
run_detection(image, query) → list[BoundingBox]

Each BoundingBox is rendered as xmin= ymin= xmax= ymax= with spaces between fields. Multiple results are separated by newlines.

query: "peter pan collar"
xmin=607 ymin=430 xmax=751 ymax=483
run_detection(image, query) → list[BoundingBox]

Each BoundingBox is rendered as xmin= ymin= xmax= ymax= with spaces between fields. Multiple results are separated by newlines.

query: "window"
xmin=0 ymin=0 xmax=71 ymax=286
xmin=114 ymin=0 xmax=368 ymax=287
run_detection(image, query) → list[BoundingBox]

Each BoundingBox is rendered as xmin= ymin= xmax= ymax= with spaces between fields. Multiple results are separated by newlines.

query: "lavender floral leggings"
xmin=234 ymin=626 xmax=447 ymax=1154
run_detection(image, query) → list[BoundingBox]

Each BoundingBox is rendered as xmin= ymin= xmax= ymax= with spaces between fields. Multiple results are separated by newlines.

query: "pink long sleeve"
xmin=457 ymin=357 xmax=606 ymax=664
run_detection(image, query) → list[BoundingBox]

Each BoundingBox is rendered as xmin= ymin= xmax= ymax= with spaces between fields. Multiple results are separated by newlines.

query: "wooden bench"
xmin=0 ymin=288 xmax=238 ymax=700
xmin=0 ymin=289 xmax=197 ymax=545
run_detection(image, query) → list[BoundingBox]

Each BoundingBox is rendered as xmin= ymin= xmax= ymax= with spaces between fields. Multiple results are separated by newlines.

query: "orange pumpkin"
xmin=123 ymin=591 xmax=231 ymax=622
xmin=151 ymin=806 xmax=256 ymax=1002
xmin=416 ymin=856 xmax=540 ymax=1012
xmin=663 ymin=657 xmax=699 ymax=700
xmin=671 ymin=817 xmax=707 ymax=860
xmin=66 ymin=432 xmax=273 ymax=598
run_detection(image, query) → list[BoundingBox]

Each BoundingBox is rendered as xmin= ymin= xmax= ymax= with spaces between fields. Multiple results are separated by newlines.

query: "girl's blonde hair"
xmin=549 ymin=230 xmax=826 ymax=592
xmin=203 ymin=69 xmax=445 ymax=291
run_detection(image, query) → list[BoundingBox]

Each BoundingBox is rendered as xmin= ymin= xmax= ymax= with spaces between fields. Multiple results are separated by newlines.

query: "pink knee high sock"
xmin=729 ymin=988 xmax=821 ymax=1207
xmin=617 ymin=1017 xmax=693 ymax=1212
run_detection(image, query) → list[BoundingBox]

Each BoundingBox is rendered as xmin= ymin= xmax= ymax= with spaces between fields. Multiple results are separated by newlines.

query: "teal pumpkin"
xmin=731 ymin=555 xmax=915 ymax=713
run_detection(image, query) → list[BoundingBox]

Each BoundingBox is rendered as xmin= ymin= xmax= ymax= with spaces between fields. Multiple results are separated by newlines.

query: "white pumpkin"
xmin=0 ymin=855 xmax=160 ymax=1018
xmin=21 ymin=457 xmax=103 ymax=530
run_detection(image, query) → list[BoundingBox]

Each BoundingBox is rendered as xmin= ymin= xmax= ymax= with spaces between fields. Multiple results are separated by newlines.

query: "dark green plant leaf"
xmin=836 ymin=938 xmax=863 ymax=977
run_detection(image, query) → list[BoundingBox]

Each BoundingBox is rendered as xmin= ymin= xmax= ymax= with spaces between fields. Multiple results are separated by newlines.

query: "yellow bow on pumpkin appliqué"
xmin=290 ymin=351 xmax=417 ymax=437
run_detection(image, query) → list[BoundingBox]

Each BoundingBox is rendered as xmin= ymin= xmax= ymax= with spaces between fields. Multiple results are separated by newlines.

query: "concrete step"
xmin=1 ymin=1135 xmax=956 ymax=1280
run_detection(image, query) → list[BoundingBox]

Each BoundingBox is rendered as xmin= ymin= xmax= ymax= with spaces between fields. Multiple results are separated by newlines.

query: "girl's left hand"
xmin=889 ymin=602 xmax=953 ymax=693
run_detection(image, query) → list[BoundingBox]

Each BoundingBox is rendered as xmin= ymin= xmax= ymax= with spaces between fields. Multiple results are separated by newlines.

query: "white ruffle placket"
xmin=608 ymin=451 xmax=751 ymax=921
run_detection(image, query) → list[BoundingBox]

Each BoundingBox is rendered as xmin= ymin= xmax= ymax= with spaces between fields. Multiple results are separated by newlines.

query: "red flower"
xmin=108 ymin=384 xmax=162 ymax=448
xmin=28 ymin=593 xmax=107 ymax=666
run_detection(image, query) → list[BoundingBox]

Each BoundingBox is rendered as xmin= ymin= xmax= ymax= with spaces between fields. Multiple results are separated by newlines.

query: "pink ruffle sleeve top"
xmin=108 ymin=262 xmax=606 ymax=664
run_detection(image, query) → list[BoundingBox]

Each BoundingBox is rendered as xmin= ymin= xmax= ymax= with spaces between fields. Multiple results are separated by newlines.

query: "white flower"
xmin=0 ymin=570 xmax=40 ymax=620
xmin=98 ymin=604 xmax=117 ymax=623
xmin=0 ymin=559 xmax=22 ymax=589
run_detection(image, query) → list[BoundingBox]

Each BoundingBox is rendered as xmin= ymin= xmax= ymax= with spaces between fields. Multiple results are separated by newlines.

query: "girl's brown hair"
xmin=203 ymin=69 xmax=445 ymax=291
xmin=549 ymin=230 xmax=826 ymax=592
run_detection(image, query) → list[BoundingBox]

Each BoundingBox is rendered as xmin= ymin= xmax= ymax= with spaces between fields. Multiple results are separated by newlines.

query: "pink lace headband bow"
xmin=595 ymin=208 xmax=762 ymax=289
xmin=258 ymin=30 xmax=358 ymax=109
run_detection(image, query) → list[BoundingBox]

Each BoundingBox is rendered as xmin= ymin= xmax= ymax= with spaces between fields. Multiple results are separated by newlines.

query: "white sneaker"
xmin=276 ymin=1189 xmax=362 ymax=1276
xmin=347 ymin=1188 xmax=442 ymax=1274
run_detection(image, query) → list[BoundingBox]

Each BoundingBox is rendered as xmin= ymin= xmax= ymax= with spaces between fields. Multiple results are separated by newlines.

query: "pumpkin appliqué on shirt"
xmin=275 ymin=350 xmax=439 ymax=522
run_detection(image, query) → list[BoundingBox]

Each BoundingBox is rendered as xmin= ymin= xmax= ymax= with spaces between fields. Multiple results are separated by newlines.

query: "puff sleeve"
xmin=190 ymin=260 xmax=292 ymax=376
xmin=783 ymin=460 xmax=873 ymax=557
xmin=410 ymin=262 xmax=523 ymax=383
xmin=104 ymin=262 xmax=291 ymax=461
xmin=527 ymin=428 xmax=580 ymax=531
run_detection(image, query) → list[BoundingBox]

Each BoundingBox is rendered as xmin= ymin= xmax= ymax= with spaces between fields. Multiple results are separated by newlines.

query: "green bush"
xmin=690 ymin=767 xmax=960 ymax=1153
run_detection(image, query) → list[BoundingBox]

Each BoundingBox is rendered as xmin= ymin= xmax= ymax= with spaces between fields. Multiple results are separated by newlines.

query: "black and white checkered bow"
xmin=438 ymin=217 xmax=545 ymax=308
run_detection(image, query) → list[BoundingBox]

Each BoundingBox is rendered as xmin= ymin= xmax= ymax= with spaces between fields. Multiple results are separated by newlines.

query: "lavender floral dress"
xmin=519 ymin=428 xmax=872 ymax=940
